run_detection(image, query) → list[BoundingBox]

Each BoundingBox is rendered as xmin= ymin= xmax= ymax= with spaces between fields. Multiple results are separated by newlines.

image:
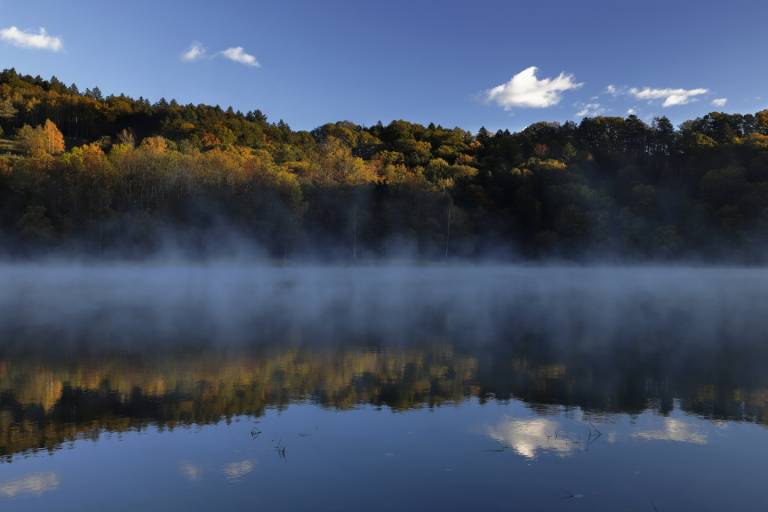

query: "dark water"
xmin=1 ymin=265 xmax=767 ymax=511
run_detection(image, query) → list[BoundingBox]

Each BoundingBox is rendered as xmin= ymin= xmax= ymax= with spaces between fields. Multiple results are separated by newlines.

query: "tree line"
xmin=1 ymin=68 xmax=768 ymax=260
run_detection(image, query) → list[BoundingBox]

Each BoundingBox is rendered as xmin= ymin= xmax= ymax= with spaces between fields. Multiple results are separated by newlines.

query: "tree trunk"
xmin=444 ymin=199 xmax=452 ymax=259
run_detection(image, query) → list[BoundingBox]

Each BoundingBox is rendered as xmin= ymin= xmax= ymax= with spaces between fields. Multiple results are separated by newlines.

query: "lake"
xmin=0 ymin=265 xmax=766 ymax=511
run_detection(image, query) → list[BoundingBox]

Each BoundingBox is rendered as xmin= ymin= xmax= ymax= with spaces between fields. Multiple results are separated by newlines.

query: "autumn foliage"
xmin=1 ymin=68 xmax=768 ymax=259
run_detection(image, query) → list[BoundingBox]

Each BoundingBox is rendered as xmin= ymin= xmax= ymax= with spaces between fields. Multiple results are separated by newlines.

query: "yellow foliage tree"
xmin=63 ymin=143 xmax=111 ymax=173
xmin=139 ymin=136 xmax=169 ymax=154
xmin=16 ymin=119 xmax=65 ymax=157
xmin=315 ymin=137 xmax=375 ymax=184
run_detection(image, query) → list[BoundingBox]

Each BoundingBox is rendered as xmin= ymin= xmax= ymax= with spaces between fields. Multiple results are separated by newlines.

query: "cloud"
xmin=576 ymin=102 xmax=606 ymax=118
xmin=0 ymin=26 xmax=62 ymax=52
xmin=221 ymin=47 xmax=260 ymax=67
xmin=629 ymin=87 xmax=708 ymax=107
xmin=181 ymin=43 xmax=260 ymax=68
xmin=181 ymin=42 xmax=206 ymax=62
xmin=605 ymin=84 xmax=619 ymax=95
xmin=711 ymin=97 xmax=728 ymax=108
xmin=627 ymin=108 xmax=637 ymax=115
xmin=486 ymin=66 xmax=582 ymax=109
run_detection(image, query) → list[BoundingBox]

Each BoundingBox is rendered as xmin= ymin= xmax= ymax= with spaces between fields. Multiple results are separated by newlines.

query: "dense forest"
xmin=1 ymin=68 xmax=768 ymax=260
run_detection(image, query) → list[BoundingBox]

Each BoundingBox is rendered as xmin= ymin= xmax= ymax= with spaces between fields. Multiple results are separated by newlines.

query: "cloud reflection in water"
xmin=632 ymin=418 xmax=708 ymax=445
xmin=0 ymin=472 xmax=59 ymax=498
xmin=486 ymin=417 xmax=580 ymax=459
xmin=223 ymin=459 xmax=256 ymax=481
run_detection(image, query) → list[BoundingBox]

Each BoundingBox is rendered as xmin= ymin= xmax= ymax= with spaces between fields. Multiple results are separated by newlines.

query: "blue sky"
xmin=1 ymin=0 xmax=766 ymax=132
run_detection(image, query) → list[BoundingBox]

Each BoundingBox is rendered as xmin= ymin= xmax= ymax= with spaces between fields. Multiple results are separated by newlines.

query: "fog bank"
xmin=1 ymin=264 xmax=766 ymax=353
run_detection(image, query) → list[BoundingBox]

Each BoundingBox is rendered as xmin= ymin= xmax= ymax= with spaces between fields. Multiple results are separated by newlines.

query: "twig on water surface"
xmin=560 ymin=490 xmax=584 ymax=500
xmin=583 ymin=421 xmax=603 ymax=451
xmin=482 ymin=439 xmax=507 ymax=453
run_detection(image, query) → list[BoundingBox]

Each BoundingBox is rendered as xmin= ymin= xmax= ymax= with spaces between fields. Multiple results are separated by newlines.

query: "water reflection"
xmin=0 ymin=336 xmax=766 ymax=461
xmin=0 ymin=472 xmax=58 ymax=497
xmin=486 ymin=417 xmax=578 ymax=458
xmin=0 ymin=266 xmax=767 ymax=510
xmin=179 ymin=463 xmax=203 ymax=482
xmin=223 ymin=460 xmax=256 ymax=481
xmin=632 ymin=417 xmax=708 ymax=445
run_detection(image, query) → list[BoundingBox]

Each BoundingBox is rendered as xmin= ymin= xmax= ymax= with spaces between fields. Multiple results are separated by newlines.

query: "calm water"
xmin=0 ymin=265 xmax=767 ymax=511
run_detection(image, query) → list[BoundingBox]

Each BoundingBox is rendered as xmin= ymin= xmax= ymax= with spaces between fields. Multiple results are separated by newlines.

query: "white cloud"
xmin=627 ymin=108 xmax=637 ymax=115
xmin=711 ymin=97 xmax=728 ymax=108
xmin=629 ymin=87 xmax=708 ymax=107
xmin=181 ymin=43 xmax=260 ymax=68
xmin=181 ymin=42 xmax=206 ymax=62
xmin=576 ymin=102 xmax=605 ymax=118
xmin=606 ymin=84 xmax=619 ymax=95
xmin=0 ymin=26 xmax=62 ymax=52
xmin=221 ymin=47 xmax=260 ymax=67
xmin=486 ymin=66 xmax=582 ymax=109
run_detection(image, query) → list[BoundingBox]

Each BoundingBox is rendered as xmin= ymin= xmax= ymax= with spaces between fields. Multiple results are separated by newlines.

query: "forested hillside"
xmin=1 ymin=68 xmax=768 ymax=260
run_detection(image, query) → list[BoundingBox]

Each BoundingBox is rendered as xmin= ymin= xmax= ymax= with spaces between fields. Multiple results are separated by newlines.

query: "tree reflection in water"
xmin=1 ymin=332 xmax=766 ymax=461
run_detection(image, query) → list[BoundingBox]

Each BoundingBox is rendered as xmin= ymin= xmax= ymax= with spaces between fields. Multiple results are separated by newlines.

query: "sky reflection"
xmin=0 ymin=473 xmax=59 ymax=498
xmin=632 ymin=418 xmax=708 ymax=445
xmin=486 ymin=417 xmax=580 ymax=459
xmin=223 ymin=460 xmax=256 ymax=481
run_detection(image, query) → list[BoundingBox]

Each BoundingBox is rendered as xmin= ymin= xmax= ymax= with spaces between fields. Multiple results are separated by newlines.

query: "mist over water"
xmin=1 ymin=263 xmax=767 ymax=350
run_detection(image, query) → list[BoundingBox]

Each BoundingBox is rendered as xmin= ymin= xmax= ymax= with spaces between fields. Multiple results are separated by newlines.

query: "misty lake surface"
xmin=1 ymin=264 xmax=767 ymax=511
